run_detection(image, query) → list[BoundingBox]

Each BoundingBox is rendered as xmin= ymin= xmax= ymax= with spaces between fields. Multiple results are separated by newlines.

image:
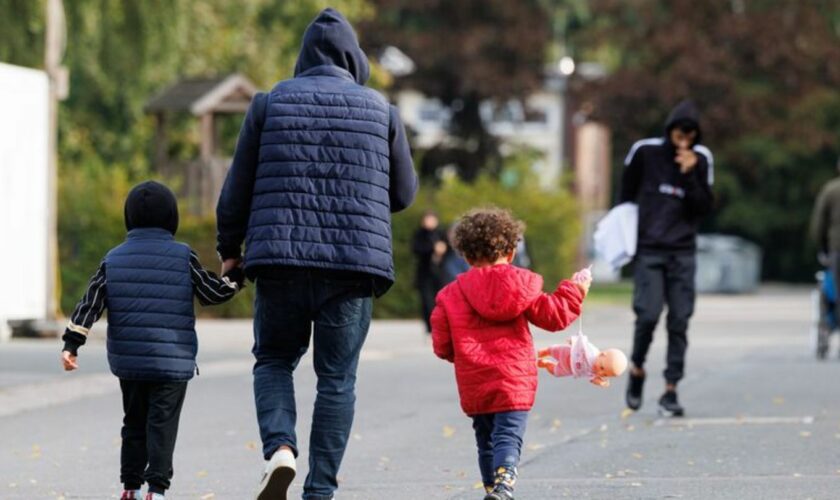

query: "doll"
xmin=537 ymin=333 xmax=627 ymax=387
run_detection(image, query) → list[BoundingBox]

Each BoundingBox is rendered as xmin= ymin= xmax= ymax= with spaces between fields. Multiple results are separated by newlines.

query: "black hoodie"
xmin=124 ymin=180 xmax=179 ymax=235
xmin=293 ymin=8 xmax=370 ymax=85
xmin=618 ymin=100 xmax=714 ymax=254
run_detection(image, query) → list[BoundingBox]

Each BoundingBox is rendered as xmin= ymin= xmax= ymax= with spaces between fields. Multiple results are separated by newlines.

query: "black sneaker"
xmin=484 ymin=485 xmax=515 ymax=500
xmin=625 ymin=371 xmax=645 ymax=410
xmin=658 ymin=390 xmax=685 ymax=417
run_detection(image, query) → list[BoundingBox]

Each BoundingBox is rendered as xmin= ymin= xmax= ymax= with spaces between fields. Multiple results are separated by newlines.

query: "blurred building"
xmin=145 ymin=73 xmax=257 ymax=214
xmin=394 ymin=84 xmax=567 ymax=190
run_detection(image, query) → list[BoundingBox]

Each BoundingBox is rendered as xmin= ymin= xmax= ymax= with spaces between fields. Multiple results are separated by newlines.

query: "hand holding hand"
xmin=62 ymin=351 xmax=78 ymax=371
xmin=675 ymin=148 xmax=698 ymax=174
xmin=221 ymin=258 xmax=242 ymax=276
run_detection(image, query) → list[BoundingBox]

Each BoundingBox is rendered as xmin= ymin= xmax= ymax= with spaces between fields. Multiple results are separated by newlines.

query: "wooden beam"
xmin=154 ymin=113 xmax=169 ymax=177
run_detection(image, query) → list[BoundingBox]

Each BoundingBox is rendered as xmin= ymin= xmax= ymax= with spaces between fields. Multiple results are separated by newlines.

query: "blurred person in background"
xmin=438 ymin=225 xmax=470 ymax=285
xmin=412 ymin=210 xmax=446 ymax=333
xmin=619 ymin=99 xmax=714 ymax=418
xmin=810 ymin=155 xmax=840 ymax=294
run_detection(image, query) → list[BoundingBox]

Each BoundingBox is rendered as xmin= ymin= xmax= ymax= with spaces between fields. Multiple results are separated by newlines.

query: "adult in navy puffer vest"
xmin=215 ymin=8 xmax=417 ymax=500
xmin=217 ymin=9 xmax=417 ymax=295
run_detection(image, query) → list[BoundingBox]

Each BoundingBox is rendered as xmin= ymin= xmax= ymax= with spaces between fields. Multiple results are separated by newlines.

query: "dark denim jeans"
xmin=253 ymin=271 xmax=373 ymax=500
xmin=472 ymin=411 xmax=529 ymax=488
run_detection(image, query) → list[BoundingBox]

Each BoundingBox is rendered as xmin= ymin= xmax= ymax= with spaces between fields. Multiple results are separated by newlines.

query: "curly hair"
xmin=452 ymin=207 xmax=525 ymax=263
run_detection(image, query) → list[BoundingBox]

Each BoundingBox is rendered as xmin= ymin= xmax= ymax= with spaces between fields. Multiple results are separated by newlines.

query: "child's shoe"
xmin=484 ymin=465 xmax=517 ymax=499
xmin=256 ymin=447 xmax=296 ymax=500
xmin=120 ymin=490 xmax=141 ymax=500
xmin=484 ymin=484 xmax=515 ymax=500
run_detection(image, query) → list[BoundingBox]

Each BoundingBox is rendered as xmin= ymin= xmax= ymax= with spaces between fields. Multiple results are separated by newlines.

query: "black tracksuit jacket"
xmin=619 ymin=100 xmax=714 ymax=255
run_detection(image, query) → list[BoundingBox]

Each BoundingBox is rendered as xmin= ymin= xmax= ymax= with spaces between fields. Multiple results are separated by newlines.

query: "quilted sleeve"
xmin=525 ymin=280 xmax=583 ymax=332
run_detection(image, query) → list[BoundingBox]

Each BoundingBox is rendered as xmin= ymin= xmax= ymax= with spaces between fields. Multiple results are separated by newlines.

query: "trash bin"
xmin=695 ymin=234 xmax=762 ymax=293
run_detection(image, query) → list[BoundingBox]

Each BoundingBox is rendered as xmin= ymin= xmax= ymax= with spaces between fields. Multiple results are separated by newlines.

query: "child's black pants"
xmin=119 ymin=379 xmax=188 ymax=494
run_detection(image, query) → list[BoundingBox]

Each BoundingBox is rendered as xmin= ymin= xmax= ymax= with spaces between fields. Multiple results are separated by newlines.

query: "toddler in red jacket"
xmin=431 ymin=208 xmax=590 ymax=500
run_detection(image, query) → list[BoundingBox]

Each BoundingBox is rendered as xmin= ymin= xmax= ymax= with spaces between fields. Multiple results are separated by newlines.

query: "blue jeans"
xmin=253 ymin=271 xmax=373 ymax=500
xmin=472 ymin=411 xmax=528 ymax=488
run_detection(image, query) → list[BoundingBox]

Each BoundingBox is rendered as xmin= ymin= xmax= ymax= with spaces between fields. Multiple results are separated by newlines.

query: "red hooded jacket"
xmin=431 ymin=264 xmax=583 ymax=416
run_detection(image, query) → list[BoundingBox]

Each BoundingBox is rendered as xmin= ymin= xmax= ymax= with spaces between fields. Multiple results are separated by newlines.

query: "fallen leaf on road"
xmin=196 ymin=470 xmax=208 ymax=478
xmin=625 ymin=425 xmax=635 ymax=432
xmin=200 ymin=493 xmax=215 ymax=500
xmin=620 ymin=408 xmax=634 ymax=419
xmin=632 ymin=453 xmax=643 ymax=459
xmin=442 ymin=426 xmax=456 ymax=438
xmin=30 ymin=445 xmax=41 ymax=459
xmin=245 ymin=441 xmax=258 ymax=450
xmin=799 ymin=431 xmax=811 ymax=438
xmin=473 ymin=482 xmax=485 ymax=489
xmin=772 ymin=397 xmax=785 ymax=405
xmin=526 ymin=443 xmax=545 ymax=451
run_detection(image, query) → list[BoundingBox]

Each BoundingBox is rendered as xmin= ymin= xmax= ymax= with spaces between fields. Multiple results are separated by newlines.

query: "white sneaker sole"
xmin=256 ymin=463 xmax=295 ymax=500
xmin=657 ymin=406 xmax=685 ymax=418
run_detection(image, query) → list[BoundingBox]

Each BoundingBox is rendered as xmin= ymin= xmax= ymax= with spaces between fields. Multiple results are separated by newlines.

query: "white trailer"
xmin=0 ymin=63 xmax=51 ymax=341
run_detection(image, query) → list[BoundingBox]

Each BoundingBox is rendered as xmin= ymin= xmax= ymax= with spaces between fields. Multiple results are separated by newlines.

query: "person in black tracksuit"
xmin=619 ymin=100 xmax=714 ymax=417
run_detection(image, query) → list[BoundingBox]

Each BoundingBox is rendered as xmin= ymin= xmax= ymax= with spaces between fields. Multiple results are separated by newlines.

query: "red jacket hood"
xmin=455 ymin=265 xmax=544 ymax=322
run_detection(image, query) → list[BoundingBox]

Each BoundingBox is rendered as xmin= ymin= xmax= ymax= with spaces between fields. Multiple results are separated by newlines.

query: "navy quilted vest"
xmin=104 ymin=228 xmax=197 ymax=381
xmin=244 ymin=66 xmax=394 ymax=283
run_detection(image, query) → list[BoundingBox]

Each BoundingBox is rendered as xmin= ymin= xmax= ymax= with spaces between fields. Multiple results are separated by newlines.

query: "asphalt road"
xmin=2 ymin=286 xmax=839 ymax=499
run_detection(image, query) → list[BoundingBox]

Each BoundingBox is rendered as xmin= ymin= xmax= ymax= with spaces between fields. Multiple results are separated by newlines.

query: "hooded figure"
xmin=214 ymin=8 xmax=417 ymax=500
xmin=217 ymin=7 xmax=417 ymax=295
xmin=619 ymin=99 xmax=714 ymax=254
xmin=618 ymin=100 xmax=715 ymax=418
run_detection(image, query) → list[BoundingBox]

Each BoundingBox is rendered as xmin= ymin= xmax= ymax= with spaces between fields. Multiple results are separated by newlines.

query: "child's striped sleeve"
xmin=62 ymin=262 xmax=107 ymax=355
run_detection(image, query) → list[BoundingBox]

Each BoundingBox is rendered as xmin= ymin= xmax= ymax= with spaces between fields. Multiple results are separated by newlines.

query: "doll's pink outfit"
xmin=545 ymin=332 xmax=599 ymax=378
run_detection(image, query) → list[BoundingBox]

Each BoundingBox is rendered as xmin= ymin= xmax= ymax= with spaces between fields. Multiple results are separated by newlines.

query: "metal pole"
xmin=45 ymin=0 xmax=67 ymax=323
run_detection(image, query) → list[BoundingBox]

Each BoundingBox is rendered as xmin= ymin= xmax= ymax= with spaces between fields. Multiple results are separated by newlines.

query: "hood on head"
xmin=664 ymin=99 xmax=703 ymax=145
xmin=124 ymin=180 xmax=179 ymax=235
xmin=455 ymin=265 xmax=543 ymax=322
xmin=294 ymin=8 xmax=370 ymax=85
